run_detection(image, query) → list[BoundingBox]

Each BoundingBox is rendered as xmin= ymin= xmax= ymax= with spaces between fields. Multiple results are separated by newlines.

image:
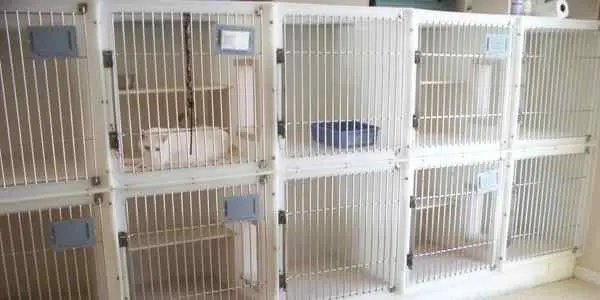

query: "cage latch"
xmin=102 ymin=50 xmax=113 ymax=68
xmin=277 ymin=120 xmax=286 ymax=138
xmin=276 ymin=48 xmax=285 ymax=64
xmin=278 ymin=210 xmax=287 ymax=225
xmin=279 ymin=273 xmax=287 ymax=290
xmin=406 ymin=253 xmax=414 ymax=270
xmin=409 ymin=196 xmax=416 ymax=209
xmin=118 ymin=232 xmax=129 ymax=248
xmin=109 ymin=131 xmax=119 ymax=150
xmin=412 ymin=114 xmax=419 ymax=129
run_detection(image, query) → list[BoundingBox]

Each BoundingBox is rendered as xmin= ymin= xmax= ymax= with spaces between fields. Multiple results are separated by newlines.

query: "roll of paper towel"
xmin=533 ymin=0 xmax=569 ymax=18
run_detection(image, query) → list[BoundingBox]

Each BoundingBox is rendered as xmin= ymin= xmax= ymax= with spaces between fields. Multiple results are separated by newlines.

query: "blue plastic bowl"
xmin=311 ymin=121 xmax=380 ymax=149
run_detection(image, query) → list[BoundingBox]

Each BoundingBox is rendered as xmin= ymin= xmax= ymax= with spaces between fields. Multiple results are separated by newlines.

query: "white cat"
xmin=140 ymin=127 xmax=230 ymax=168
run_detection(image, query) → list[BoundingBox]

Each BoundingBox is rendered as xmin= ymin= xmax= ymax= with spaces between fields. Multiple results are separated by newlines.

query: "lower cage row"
xmin=0 ymin=151 xmax=593 ymax=299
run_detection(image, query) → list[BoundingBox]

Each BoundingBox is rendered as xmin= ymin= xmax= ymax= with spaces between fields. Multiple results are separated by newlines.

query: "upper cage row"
xmin=0 ymin=3 xmax=599 ymax=188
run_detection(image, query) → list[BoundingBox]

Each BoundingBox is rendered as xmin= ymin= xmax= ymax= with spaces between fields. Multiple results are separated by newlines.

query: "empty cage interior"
xmin=410 ymin=162 xmax=500 ymax=284
xmin=283 ymin=15 xmax=406 ymax=158
xmin=125 ymin=184 xmax=267 ymax=299
xmin=112 ymin=11 xmax=264 ymax=173
xmin=0 ymin=204 xmax=100 ymax=300
xmin=507 ymin=153 xmax=592 ymax=260
xmin=0 ymin=10 xmax=96 ymax=187
xmin=416 ymin=23 xmax=509 ymax=148
xmin=284 ymin=171 xmax=402 ymax=299
xmin=518 ymin=28 xmax=600 ymax=141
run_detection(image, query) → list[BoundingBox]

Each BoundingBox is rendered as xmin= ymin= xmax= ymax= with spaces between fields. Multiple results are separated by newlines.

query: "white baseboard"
xmin=574 ymin=266 xmax=600 ymax=286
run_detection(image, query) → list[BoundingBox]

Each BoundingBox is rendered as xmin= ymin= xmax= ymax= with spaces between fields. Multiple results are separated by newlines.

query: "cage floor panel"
xmin=130 ymin=277 xmax=254 ymax=300
xmin=285 ymin=131 xmax=388 ymax=159
xmin=507 ymin=235 xmax=571 ymax=260
xmin=416 ymin=124 xmax=500 ymax=149
xmin=127 ymin=226 xmax=235 ymax=251
xmin=410 ymin=242 xmax=493 ymax=284
xmin=1 ymin=157 xmax=90 ymax=187
xmin=286 ymin=262 xmax=389 ymax=299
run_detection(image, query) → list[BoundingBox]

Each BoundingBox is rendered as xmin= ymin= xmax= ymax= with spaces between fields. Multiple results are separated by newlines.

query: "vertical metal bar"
xmin=73 ymin=13 xmax=89 ymax=178
xmin=15 ymin=212 xmax=31 ymax=298
xmin=59 ymin=13 xmax=78 ymax=180
xmin=0 ymin=45 xmax=15 ymax=186
xmin=66 ymin=207 xmax=82 ymax=299
xmin=0 ymin=223 xmax=12 ymax=298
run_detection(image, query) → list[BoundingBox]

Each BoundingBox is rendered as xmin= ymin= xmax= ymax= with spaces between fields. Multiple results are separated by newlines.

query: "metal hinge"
xmin=414 ymin=50 xmax=422 ymax=64
xmin=93 ymin=193 xmax=103 ymax=205
xmin=412 ymin=114 xmax=419 ymax=129
xmin=517 ymin=112 xmax=523 ymax=124
xmin=278 ymin=210 xmax=287 ymax=225
xmin=259 ymin=174 xmax=268 ymax=184
xmin=102 ymin=50 xmax=114 ymax=68
xmin=279 ymin=273 xmax=287 ymax=290
xmin=406 ymin=253 xmax=414 ymax=270
xmin=90 ymin=176 xmax=101 ymax=186
xmin=586 ymin=134 xmax=592 ymax=142
xmin=109 ymin=131 xmax=119 ymax=150
xmin=277 ymin=120 xmax=286 ymax=138
xmin=276 ymin=48 xmax=285 ymax=64
xmin=409 ymin=196 xmax=416 ymax=209
xmin=118 ymin=232 xmax=129 ymax=248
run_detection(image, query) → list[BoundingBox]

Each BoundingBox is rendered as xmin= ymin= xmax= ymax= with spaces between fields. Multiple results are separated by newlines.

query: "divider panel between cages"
xmin=111 ymin=10 xmax=265 ymax=173
xmin=507 ymin=152 xmax=593 ymax=261
xmin=282 ymin=13 xmax=406 ymax=159
xmin=0 ymin=10 xmax=97 ymax=187
xmin=284 ymin=170 xmax=403 ymax=299
xmin=414 ymin=21 xmax=510 ymax=150
xmin=0 ymin=203 xmax=101 ymax=299
xmin=409 ymin=161 xmax=500 ymax=284
xmin=123 ymin=183 xmax=269 ymax=299
xmin=518 ymin=28 xmax=600 ymax=142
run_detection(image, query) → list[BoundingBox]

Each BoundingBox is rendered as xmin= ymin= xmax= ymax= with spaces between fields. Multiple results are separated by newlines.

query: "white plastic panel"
xmin=410 ymin=161 xmax=501 ymax=284
xmin=518 ymin=28 xmax=600 ymax=141
xmin=284 ymin=170 xmax=402 ymax=299
xmin=0 ymin=203 xmax=100 ymax=299
xmin=123 ymin=183 xmax=269 ymax=299
xmin=111 ymin=10 xmax=265 ymax=173
xmin=0 ymin=10 xmax=97 ymax=187
xmin=283 ymin=14 xmax=407 ymax=159
xmin=507 ymin=152 xmax=592 ymax=261
xmin=415 ymin=21 xmax=510 ymax=150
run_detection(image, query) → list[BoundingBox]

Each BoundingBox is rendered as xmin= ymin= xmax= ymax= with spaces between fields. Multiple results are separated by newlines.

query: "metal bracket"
xmin=278 ymin=210 xmax=287 ymax=225
xmin=409 ymin=196 xmax=416 ymax=209
xmin=412 ymin=115 xmax=419 ymax=129
xmin=93 ymin=193 xmax=103 ymax=205
xmin=109 ymin=131 xmax=119 ymax=150
xmin=414 ymin=50 xmax=422 ymax=64
xmin=77 ymin=3 xmax=88 ymax=14
xmin=90 ymin=176 xmax=101 ymax=186
xmin=572 ymin=246 xmax=579 ymax=254
xmin=277 ymin=120 xmax=286 ymax=138
xmin=586 ymin=134 xmax=592 ymax=142
xmin=259 ymin=175 xmax=268 ymax=185
xmin=102 ymin=50 xmax=113 ymax=68
xmin=258 ymin=160 xmax=268 ymax=170
xmin=255 ymin=7 xmax=263 ymax=17
xmin=276 ymin=48 xmax=285 ymax=64
xmin=585 ymin=147 xmax=591 ymax=154
xmin=118 ymin=232 xmax=129 ymax=248
xmin=279 ymin=273 xmax=287 ymax=290
xmin=406 ymin=253 xmax=414 ymax=270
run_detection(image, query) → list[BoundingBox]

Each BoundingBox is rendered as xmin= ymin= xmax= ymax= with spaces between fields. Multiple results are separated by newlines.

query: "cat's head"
xmin=140 ymin=128 xmax=170 ymax=167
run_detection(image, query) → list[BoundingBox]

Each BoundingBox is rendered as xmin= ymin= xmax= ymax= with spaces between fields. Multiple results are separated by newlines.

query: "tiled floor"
xmin=494 ymin=279 xmax=600 ymax=299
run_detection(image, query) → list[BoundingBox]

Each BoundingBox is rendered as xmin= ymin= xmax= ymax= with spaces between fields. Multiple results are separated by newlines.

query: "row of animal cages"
xmin=0 ymin=151 xmax=593 ymax=299
xmin=0 ymin=7 xmax=599 ymax=187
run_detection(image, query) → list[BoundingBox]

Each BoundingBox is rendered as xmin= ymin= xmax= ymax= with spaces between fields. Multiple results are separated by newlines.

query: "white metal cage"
xmin=0 ymin=10 xmax=97 ymax=187
xmin=0 ymin=203 xmax=101 ymax=299
xmin=410 ymin=161 xmax=501 ymax=284
xmin=507 ymin=152 xmax=593 ymax=261
xmin=414 ymin=17 xmax=511 ymax=151
xmin=121 ymin=182 xmax=271 ymax=299
xmin=282 ymin=12 xmax=407 ymax=159
xmin=109 ymin=8 xmax=266 ymax=174
xmin=283 ymin=170 xmax=403 ymax=299
xmin=518 ymin=27 xmax=600 ymax=142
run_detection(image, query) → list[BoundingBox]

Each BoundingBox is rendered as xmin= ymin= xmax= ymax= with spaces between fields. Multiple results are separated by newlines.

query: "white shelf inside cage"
xmin=127 ymin=226 xmax=235 ymax=251
xmin=415 ymin=123 xmax=501 ymax=150
xmin=285 ymin=130 xmax=388 ymax=159
xmin=287 ymin=260 xmax=388 ymax=299
xmin=130 ymin=277 xmax=252 ymax=300
xmin=118 ymin=85 xmax=230 ymax=96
